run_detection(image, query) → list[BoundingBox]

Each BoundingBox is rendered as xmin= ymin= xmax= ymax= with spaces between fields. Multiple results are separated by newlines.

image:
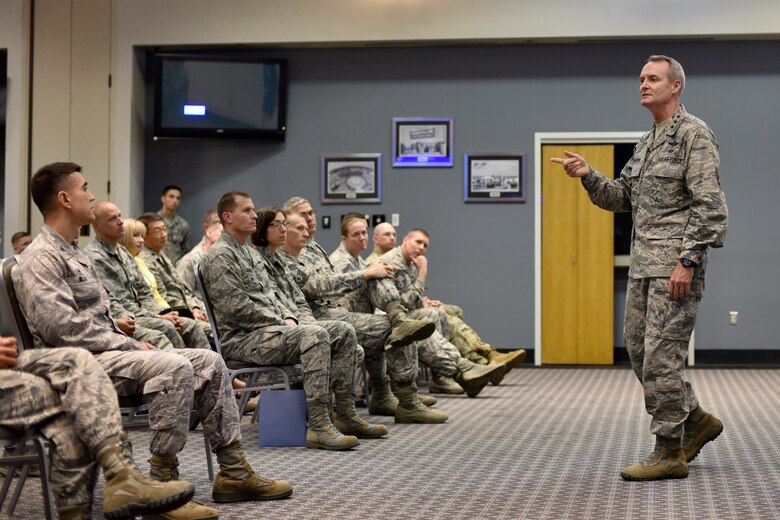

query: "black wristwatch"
xmin=680 ymin=258 xmax=697 ymax=268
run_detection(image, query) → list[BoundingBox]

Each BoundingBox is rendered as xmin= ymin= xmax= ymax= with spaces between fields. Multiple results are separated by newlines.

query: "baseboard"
xmin=499 ymin=348 xmax=780 ymax=367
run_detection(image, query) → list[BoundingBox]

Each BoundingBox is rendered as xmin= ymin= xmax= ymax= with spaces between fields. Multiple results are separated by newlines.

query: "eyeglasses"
xmin=299 ymin=210 xmax=315 ymax=217
xmin=268 ymin=220 xmax=289 ymax=229
xmin=149 ymin=226 xmax=167 ymax=236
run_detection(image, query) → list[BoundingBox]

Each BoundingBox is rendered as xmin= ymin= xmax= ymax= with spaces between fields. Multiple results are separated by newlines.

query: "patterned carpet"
xmin=3 ymin=367 xmax=780 ymax=519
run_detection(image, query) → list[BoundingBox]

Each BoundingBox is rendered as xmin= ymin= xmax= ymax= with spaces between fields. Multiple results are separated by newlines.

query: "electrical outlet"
xmin=391 ymin=213 xmax=400 ymax=227
xmin=729 ymin=311 xmax=738 ymax=326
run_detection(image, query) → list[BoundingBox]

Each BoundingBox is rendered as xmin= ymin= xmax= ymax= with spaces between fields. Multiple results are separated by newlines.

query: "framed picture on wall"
xmin=321 ymin=154 xmax=382 ymax=204
xmin=392 ymin=118 xmax=453 ymax=167
xmin=464 ymin=153 xmax=526 ymax=202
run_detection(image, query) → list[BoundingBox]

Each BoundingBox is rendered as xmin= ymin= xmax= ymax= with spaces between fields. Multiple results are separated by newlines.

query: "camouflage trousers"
xmin=321 ymin=306 xmax=419 ymax=385
xmin=411 ymin=308 xmax=461 ymax=377
xmin=136 ymin=315 xmax=211 ymax=350
xmin=439 ymin=304 xmax=491 ymax=364
xmin=0 ymin=348 xmax=123 ymax=509
xmin=339 ymin=277 xmax=407 ymax=316
xmin=94 ymin=348 xmax=240 ymax=458
xmin=625 ymin=277 xmax=704 ymax=439
xmin=225 ymin=321 xmax=357 ymax=401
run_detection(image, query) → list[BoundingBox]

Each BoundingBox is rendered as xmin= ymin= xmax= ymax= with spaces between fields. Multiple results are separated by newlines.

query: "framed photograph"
xmin=321 ymin=154 xmax=381 ymax=204
xmin=392 ymin=118 xmax=453 ymax=167
xmin=464 ymin=153 xmax=526 ymax=202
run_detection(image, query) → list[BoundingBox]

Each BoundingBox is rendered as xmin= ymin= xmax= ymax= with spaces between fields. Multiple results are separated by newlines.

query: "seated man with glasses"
xmin=139 ymin=213 xmax=211 ymax=328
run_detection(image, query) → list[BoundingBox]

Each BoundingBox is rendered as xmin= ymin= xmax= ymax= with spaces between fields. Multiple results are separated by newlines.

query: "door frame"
xmin=533 ymin=132 xmax=701 ymax=367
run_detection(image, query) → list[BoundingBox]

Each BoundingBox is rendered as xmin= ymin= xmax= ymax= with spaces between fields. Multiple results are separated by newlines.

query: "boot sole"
xmin=388 ymin=322 xmax=436 ymax=349
xmin=504 ymin=350 xmax=527 ymax=370
xmin=686 ymin=420 xmax=724 ymax=463
xmin=395 ymin=415 xmax=448 ymax=424
xmin=459 ymin=365 xmax=505 ymax=398
xmin=212 ymin=487 xmax=293 ymax=503
xmin=104 ymin=484 xmax=195 ymax=520
xmin=428 ymin=385 xmax=465 ymax=395
xmin=306 ymin=440 xmax=360 ymax=451
xmin=620 ymin=470 xmax=688 ymax=482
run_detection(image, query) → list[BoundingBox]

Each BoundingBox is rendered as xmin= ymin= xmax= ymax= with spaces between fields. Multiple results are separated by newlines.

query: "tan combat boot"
xmin=368 ymin=376 xmax=399 ymax=416
xmin=57 ymin=505 xmax=89 ymax=520
xmin=212 ymin=442 xmax=293 ymax=502
xmin=96 ymin=441 xmax=194 ymax=520
xmin=428 ymin=373 xmax=465 ymax=394
xmin=454 ymin=358 xmax=505 ymax=398
xmin=147 ymin=456 xmax=218 ymax=520
xmin=306 ymin=397 xmax=360 ymax=450
xmin=620 ymin=437 xmax=688 ymax=481
xmin=418 ymin=394 xmax=437 ymax=406
xmin=682 ymin=409 xmax=724 ymax=462
xmin=385 ymin=302 xmax=436 ymax=349
xmin=332 ymin=389 xmax=389 ymax=439
xmin=393 ymin=381 xmax=449 ymax=424
xmin=487 ymin=348 xmax=527 ymax=372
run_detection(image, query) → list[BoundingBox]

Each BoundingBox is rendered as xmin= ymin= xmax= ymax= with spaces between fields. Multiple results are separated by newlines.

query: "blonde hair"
xmin=121 ymin=218 xmax=147 ymax=256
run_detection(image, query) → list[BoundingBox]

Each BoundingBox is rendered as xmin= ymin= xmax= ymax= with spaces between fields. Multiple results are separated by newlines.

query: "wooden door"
xmin=541 ymin=145 xmax=614 ymax=364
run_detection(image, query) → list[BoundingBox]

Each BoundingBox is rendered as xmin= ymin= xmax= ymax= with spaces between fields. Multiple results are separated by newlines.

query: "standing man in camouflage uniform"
xmin=551 ymin=55 xmax=728 ymax=481
xmin=158 ymin=185 xmax=190 ymax=264
xmin=176 ymin=209 xmax=222 ymax=298
xmin=15 ymin=163 xmax=293 ymax=519
xmin=0 ymin=336 xmax=194 ymax=519
xmin=269 ymin=211 xmax=446 ymax=424
xmin=86 ymin=201 xmax=211 ymax=351
xmin=201 ymin=192 xmax=384 ymax=450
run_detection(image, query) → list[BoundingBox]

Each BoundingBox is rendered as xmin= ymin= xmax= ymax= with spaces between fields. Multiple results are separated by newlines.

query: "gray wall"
xmin=143 ymin=41 xmax=780 ymax=352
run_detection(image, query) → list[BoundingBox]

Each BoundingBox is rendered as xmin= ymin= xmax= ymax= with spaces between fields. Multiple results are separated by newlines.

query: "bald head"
xmin=372 ymin=222 xmax=397 ymax=255
xmin=91 ymin=200 xmax=125 ymax=246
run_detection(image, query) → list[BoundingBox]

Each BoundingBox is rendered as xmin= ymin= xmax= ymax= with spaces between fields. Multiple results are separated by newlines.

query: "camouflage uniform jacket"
xmin=277 ymin=240 xmax=365 ymax=314
xmin=364 ymin=248 xmax=382 ymax=265
xmin=159 ymin=211 xmax=190 ymax=264
xmin=85 ymin=236 xmax=165 ymax=319
xmin=378 ymin=246 xmax=427 ymax=310
xmin=328 ymin=243 xmax=374 ymax=312
xmin=175 ymin=238 xmax=207 ymax=297
xmin=257 ymin=246 xmax=316 ymax=323
xmin=581 ymin=105 xmax=728 ymax=279
xmin=201 ymin=233 xmax=296 ymax=352
xmin=12 ymin=225 xmax=138 ymax=352
xmin=329 ymin=243 xmax=363 ymax=274
xmin=140 ymin=247 xmax=205 ymax=311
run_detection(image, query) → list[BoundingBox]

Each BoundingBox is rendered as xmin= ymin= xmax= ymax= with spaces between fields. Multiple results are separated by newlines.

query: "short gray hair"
xmin=282 ymin=196 xmax=310 ymax=214
xmin=647 ymin=54 xmax=685 ymax=94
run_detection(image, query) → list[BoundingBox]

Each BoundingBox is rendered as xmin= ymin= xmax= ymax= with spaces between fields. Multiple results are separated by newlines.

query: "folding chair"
xmin=0 ymin=428 xmax=54 ymax=519
xmin=196 ymin=264 xmax=301 ymax=421
xmin=0 ymin=258 xmax=55 ymax=518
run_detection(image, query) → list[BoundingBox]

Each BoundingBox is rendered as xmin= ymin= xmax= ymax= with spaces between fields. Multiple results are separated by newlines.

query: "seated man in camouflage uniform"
xmin=176 ymin=209 xmax=222 ymax=298
xmin=138 ymin=212 xmax=210 ymax=327
xmin=330 ymin=216 xmax=504 ymax=397
xmin=367 ymin=224 xmax=526 ymax=372
xmin=201 ymin=191 xmax=384 ymax=450
xmin=15 ymin=163 xmax=292 ymax=520
xmin=0 ymin=337 xmax=194 ymax=520
xmin=255 ymin=208 xmax=446 ymax=425
xmin=86 ymin=201 xmax=211 ymax=351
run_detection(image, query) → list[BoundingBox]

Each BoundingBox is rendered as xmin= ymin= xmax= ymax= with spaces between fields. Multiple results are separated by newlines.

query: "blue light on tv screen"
xmin=183 ymin=104 xmax=206 ymax=116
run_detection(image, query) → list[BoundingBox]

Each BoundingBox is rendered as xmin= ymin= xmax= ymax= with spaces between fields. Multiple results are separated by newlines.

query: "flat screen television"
xmin=153 ymin=53 xmax=287 ymax=141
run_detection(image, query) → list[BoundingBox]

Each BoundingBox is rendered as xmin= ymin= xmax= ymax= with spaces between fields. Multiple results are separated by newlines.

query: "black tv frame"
xmin=152 ymin=53 xmax=288 ymax=141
